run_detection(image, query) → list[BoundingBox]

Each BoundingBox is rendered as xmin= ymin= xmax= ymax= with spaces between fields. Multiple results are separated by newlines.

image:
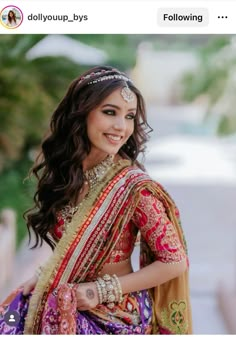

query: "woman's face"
xmin=86 ymin=87 xmax=137 ymax=157
xmin=9 ymin=11 xmax=13 ymax=17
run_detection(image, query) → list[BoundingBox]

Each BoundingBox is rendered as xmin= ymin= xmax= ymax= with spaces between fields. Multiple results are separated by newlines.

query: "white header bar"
xmin=0 ymin=1 xmax=235 ymax=34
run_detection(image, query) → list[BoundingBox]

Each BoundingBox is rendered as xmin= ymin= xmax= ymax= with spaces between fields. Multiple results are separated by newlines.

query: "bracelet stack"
xmin=95 ymin=274 xmax=123 ymax=309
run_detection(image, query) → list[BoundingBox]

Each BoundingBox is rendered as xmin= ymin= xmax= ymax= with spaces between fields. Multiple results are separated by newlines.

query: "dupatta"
xmin=24 ymin=160 xmax=192 ymax=334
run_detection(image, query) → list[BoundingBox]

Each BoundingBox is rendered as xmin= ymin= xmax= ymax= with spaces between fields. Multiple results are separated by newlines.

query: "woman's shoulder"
xmin=115 ymin=156 xmax=168 ymax=194
xmin=124 ymin=163 xmax=162 ymax=190
xmin=126 ymin=164 xmax=173 ymax=199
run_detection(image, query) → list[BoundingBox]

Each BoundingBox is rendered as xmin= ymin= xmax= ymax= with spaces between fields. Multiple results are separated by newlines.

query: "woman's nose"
xmin=113 ymin=117 xmax=126 ymax=130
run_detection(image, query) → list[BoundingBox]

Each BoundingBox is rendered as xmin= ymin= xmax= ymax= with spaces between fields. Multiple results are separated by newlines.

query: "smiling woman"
xmin=85 ymin=88 xmax=137 ymax=165
xmin=0 ymin=66 xmax=192 ymax=334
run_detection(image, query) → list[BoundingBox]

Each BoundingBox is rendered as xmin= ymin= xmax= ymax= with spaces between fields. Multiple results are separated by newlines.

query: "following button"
xmin=158 ymin=8 xmax=209 ymax=27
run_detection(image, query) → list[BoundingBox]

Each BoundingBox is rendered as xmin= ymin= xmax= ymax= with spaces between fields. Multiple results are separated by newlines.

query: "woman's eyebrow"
xmin=101 ymin=104 xmax=137 ymax=112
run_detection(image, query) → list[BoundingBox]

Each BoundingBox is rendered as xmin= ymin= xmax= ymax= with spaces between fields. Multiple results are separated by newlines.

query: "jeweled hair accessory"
xmin=78 ymin=69 xmax=132 ymax=86
xmin=78 ymin=69 xmax=114 ymax=84
xmin=88 ymin=74 xmax=131 ymax=85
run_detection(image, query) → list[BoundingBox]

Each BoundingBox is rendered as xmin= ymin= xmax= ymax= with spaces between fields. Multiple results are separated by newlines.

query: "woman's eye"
xmin=126 ymin=114 xmax=136 ymax=120
xmin=102 ymin=110 xmax=115 ymax=116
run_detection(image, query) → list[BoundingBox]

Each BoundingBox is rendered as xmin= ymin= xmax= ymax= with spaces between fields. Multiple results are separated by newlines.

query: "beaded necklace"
xmin=84 ymin=154 xmax=114 ymax=189
xmin=55 ymin=155 xmax=114 ymax=236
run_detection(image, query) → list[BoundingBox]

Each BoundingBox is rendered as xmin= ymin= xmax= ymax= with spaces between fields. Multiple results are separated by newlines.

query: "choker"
xmin=84 ymin=154 xmax=114 ymax=189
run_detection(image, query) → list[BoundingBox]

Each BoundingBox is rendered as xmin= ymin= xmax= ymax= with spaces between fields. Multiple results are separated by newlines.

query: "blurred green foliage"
xmin=72 ymin=35 xmax=137 ymax=69
xmin=0 ymin=35 xmax=87 ymax=170
xmin=182 ymin=36 xmax=230 ymax=103
xmin=0 ymin=35 xmax=141 ymax=170
xmin=218 ymin=115 xmax=236 ymax=135
xmin=181 ymin=35 xmax=236 ymax=135
xmin=0 ymin=157 xmax=35 ymax=246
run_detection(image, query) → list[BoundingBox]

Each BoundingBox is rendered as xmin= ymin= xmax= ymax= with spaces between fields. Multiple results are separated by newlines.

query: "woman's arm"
xmin=119 ymin=259 xmax=187 ymax=294
xmin=75 ymin=259 xmax=187 ymax=311
xmin=76 ymin=187 xmax=188 ymax=310
xmin=119 ymin=186 xmax=188 ymax=294
xmin=21 ymin=265 xmax=43 ymax=295
xmin=21 ymin=274 xmax=38 ymax=295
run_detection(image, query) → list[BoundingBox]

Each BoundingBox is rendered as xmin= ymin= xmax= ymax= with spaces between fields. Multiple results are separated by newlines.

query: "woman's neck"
xmin=82 ymin=153 xmax=110 ymax=172
xmin=83 ymin=151 xmax=125 ymax=171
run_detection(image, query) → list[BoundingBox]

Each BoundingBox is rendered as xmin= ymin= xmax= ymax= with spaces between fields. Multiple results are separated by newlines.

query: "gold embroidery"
xmin=105 ymin=221 xmax=138 ymax=263
xmin=133 ymin=189 xmax=186 ymax=263
xmin=160 ymin=300 xmax=189 ymax=334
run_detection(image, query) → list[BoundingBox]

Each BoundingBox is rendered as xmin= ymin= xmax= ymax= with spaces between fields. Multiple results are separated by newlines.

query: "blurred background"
xmin=0 ymin=34 xmax=236 ymax=333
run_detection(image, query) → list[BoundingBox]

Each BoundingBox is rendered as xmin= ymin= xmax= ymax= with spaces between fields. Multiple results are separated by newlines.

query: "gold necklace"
xmin=84 ymin=154 xmax=114 ymax=189
xmin=58 ymin=155 xmax=114 ymax=234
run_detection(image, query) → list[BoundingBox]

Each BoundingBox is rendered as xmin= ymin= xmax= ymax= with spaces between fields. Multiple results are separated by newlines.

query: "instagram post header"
xmin=0 ymin=0 xmax=235 ymax=34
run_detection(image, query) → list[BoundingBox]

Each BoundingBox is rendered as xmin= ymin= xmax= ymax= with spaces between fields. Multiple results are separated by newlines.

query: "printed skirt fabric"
xmin=0 ymin=288 xmax=152 ymax=334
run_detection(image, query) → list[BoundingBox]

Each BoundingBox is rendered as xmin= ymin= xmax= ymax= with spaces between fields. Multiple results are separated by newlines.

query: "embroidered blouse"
xmin=105 ymin=188 xmax=187 ymax=264
xmin=52 ymin=188 xmax=187 ymax=265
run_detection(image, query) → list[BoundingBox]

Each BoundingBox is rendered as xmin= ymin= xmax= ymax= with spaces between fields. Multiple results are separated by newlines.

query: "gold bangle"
xmin=113 ymin=274 xmax=123 ymax=303
xmin=101 ymin=274 xmax=118 ymax=309
xmin=95 ymin=280 xmax=103 ymax=304
xmin=97 ymin=277 xmax=107 ymax=302
xmin=96 ymin=274 xmax=122 ymax=308
xmin=111 ymin=276 xmax=119 ymax=302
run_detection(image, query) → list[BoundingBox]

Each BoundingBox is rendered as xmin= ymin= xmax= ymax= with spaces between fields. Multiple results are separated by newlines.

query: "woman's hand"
xmin=75 ymin=282 xmax=99 ymax=310
xmin=20 ymin=274 xmax=38 ymax=296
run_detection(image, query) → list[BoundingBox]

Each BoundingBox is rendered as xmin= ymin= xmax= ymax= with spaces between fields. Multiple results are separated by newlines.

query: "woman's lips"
xmin=104 ymin=134 xmax=123 ymax=144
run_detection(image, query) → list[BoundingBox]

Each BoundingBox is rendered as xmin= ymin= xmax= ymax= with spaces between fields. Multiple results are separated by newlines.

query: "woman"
xmin=0 ymin=66 xmax=192 ymax=334
xmin=6 ymin=10 xmax=18 ymax=28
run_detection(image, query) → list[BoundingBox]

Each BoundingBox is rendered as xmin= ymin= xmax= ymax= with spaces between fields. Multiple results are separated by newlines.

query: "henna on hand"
xmin=86 ymin=288 xmax=95 ymax=299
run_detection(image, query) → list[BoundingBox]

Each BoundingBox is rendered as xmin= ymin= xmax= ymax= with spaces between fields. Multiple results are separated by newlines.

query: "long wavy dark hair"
xmin=8 ymin=10 xmax=16 ymax=23
xmin=25 ymin=65 xmax=153 ymax=249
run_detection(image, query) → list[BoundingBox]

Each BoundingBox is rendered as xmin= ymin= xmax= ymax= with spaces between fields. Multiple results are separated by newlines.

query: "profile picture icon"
xmin=0 ymin=5 xmax=23 ymax=29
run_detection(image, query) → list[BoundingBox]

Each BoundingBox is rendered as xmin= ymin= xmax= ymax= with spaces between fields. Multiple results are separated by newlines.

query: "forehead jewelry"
xmin=79 ymin=69 xmax=135 ymax=102
xmin=80 ymin=69 xmax=133 ymax=86
xmin=120 ymin=84 xmax=135 ymax=103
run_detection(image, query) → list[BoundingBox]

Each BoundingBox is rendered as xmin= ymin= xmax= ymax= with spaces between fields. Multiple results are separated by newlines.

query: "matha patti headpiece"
xmin=78 ymin=69 xmax=132 ymax=86
xmin=78 ymin=69 xmax=115 ymax=85
xmin=79 ymin=69 xmax=135 ymax=103
xmin=87 ymin=74 xmax=131 ymax=85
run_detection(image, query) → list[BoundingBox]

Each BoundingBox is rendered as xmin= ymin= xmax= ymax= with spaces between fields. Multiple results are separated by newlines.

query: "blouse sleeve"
xmin=132 ymin=188 xmax=187 ymax=264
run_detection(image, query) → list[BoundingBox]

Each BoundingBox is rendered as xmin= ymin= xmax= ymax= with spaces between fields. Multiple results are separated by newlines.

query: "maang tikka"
xmin=120 ymin=84 xmax=135 ymax=103
xmin=81 ymin=69 xmax=135 ymax=103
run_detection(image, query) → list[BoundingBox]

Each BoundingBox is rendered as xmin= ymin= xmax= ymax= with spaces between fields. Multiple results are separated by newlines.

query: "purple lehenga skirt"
xmin=0 ymin=288 xmax=152 ymax=334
